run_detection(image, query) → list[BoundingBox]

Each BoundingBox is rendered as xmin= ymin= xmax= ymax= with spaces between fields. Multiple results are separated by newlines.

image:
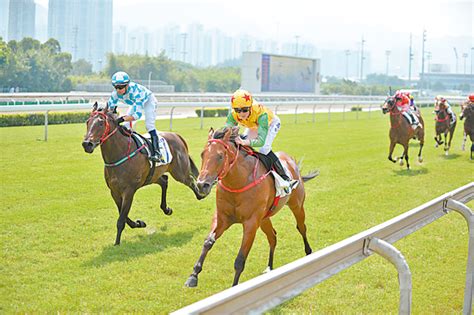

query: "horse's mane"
xmin=213 ymin=127 xmax=238 ymax=142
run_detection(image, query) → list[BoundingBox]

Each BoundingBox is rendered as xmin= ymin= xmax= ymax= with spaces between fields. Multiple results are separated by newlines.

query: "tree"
xmin=72 ymin=59 xmax=93 ymax=76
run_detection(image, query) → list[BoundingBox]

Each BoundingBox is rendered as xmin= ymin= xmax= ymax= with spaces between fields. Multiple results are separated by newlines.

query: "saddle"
xmin=123 ymin=128 xmax=173 ymax=166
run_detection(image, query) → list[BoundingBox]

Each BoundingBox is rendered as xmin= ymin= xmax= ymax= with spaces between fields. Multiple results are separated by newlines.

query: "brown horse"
xmin=184 ymin=127 xmax=318 ymax=287
xmin=82 ymin=102 xmax=205 ymax=245
xmin=460 ymin=101 xmax=474 ymax=159
xmin=433 ymin=101 xmax=456 ymax=155
xmin=382 ymin=96 xmax=425 ymax=169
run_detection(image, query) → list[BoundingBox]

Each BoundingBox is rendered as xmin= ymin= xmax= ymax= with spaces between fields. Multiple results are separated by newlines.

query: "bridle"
xmin=86 ymin=111 xmax=120 ymax=144
xmin=206 ymin=138 xmax=270 ymax=193
xmin=86 ymin=110 xmax=142 ymax=167
xmin=207 ymin=139 xmax=240 ymax=180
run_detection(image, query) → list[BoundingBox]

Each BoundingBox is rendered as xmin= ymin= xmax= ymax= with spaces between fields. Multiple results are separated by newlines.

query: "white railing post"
xmin=44 ymin=110 xmax=49 ymax=141
xmin=169 ymin=107 xmax=175 ymax=131
xmin=446 ymin=198 xmax=474 ymax=315
xmin=365 ymin=237 xmax=412 ymax=315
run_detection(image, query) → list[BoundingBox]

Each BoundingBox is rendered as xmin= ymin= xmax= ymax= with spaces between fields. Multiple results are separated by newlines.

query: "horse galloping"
xmin=434 ymin=101 xmax=456 ymax=155
xmin=82 ymin=102 xmax=205 ymax=245
xmin=185 ymin=127 xmax=318 ymax=288
xmin=460 ymin=101 xmax=474 ymax=159
xmin=382 ymin=96 xmax=425 ymax=169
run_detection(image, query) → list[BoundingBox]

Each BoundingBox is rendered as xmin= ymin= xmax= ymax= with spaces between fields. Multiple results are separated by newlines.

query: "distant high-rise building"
xmin=0 ymin=0 xmax=9 ymax=41
xmin=48 ymin=0 xmax=112 ymax=71
xmin=35 ymin=3 xmax=48 ymax=42
xmin=8 ymin=0 xmax=35 ymax=41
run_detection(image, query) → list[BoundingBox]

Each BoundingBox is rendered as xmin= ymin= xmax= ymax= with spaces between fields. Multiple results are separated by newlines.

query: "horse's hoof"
xmin=418 ymin=157 xmax=423 ymax=163
xmin=185 ymin=276 xmax=198 ymax=287
xmin=435 ymin=143 xmax=438 ymax=148
xmin=445 ymin=151 xmax=449 ymax=156
xmin=163 ymin=208 xmax=173 ymax=215
xmin=262 ymin=266 xmax=272 ymax=274
xmin=136 ymin=220 xmax=146 ymax=228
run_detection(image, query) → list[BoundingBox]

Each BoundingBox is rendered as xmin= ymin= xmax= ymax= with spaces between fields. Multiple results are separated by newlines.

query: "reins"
xmin=208 ymin=139 xmax=270 ymax=193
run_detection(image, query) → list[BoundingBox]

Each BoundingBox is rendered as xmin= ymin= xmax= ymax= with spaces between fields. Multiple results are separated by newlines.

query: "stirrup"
xmin=150 ymin=152 xmax=165 ymax=163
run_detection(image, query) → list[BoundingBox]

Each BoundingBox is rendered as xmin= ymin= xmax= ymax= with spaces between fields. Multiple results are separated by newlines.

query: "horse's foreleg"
xmin=260 ymin=219 xmax=277 ymax=272
xmin=232 ymin=220 xmax=259 ymax=286
xmin=157 ymin=175 xmax=172 ymax=215
xmin=185 ymin=212 xmax=231 ymax=288
xmin=114 ymin=190 xmax=136 ymax=246
xmin=388 ymin=141 xmax=397 ymax=163
xmin=111 ymin=191 xmax=145 ymax=232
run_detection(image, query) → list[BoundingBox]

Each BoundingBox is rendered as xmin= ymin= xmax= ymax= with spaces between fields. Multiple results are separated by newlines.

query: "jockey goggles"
xmin=234 ymin=107 xmax=250 ymax=113
xmin=114 ymin=84 xmax=128 ymax=90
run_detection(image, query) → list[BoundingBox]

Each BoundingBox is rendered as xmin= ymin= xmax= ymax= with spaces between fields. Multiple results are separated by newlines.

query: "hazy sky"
xmin=35 ymin=0 xmax=473 ymax=74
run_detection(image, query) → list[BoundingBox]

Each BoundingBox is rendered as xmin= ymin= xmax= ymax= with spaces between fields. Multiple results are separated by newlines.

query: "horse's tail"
xmin=296 ymin=157 xmax=320 ymax=182
xmin=302 ymin=170 xmax=319 ymax=182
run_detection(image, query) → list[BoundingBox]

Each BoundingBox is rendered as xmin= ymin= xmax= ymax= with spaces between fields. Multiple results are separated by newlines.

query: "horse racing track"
xmin=1 ymin=108 xmax=472 ymax=313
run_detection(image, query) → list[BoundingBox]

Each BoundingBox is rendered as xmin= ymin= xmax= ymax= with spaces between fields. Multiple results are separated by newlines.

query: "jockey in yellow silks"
xmin=225 ymin=89 xmax=298 ymax=188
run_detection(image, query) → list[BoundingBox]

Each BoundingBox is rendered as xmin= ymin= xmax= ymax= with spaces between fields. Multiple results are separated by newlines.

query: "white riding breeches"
xmin=403 ymin=111 xmax=418 ymax=125
xmin=124 ymin=94 xmax=157 ymax=132
xmin=242 ymin=115 xmax=281 ymax=155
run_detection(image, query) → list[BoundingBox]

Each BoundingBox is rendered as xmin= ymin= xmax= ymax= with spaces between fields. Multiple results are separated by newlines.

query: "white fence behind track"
xmin=171 ymin=182 xmax=474 ymax=315
xmin=0 ymin=95 xmax=467 ymax=141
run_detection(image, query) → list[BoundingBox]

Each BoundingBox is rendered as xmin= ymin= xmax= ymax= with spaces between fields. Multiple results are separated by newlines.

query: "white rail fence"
xmin=171 ymin=182 xmax=474 ymax=315
xmin=0 ymin=96 xmax=445 ymax=141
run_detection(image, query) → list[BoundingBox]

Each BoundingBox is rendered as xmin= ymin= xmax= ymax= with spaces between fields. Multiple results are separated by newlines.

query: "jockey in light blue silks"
xmin=107 ymin=71 xmax=164 ymax=163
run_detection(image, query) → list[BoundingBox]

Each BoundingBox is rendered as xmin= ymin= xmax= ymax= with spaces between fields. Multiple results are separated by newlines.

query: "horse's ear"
xmin=208 ymin=127 xmax=214 ymax=140
xmin=92 ymin=102 xmax=98 ymax=111
xmin=104 ymin=102 xmax=109 ymax=112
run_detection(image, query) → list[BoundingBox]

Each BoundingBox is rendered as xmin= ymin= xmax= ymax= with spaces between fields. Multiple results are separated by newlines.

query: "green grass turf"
xmin=0 ymin=108 xmax=472 ymax=313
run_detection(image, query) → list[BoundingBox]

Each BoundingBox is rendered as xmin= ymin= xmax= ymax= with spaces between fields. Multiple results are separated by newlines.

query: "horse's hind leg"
xmin=169 ymin=166 xmax=205 ymax=200
xmin=461 ymin=132 xmax=466 ymax=151
xmin=288 ymin=201 xmax=312 ymax=255
xmin=260 ymin=219 xmax=277 ymax=272
xmin=157 ymin=175 xmax=172 ymax=215
xmin=402 ymin=144 xmax=410 ymax=169
xmin=185 ymin=212 xmax=232 ymax=288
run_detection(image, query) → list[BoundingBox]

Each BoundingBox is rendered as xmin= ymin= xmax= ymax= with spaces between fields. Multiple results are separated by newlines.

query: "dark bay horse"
xmin=82 ymin=103 xmax=205 ymax=245
xmin=185 ymin=127 xmax=319 ymax=287
xmin=434 ymin=101 xmax=456 ymax=155
xmin=382 ymin=96 xmax=425 ymax=169
xmin=460 ymin=102 xmax=474 ymax=159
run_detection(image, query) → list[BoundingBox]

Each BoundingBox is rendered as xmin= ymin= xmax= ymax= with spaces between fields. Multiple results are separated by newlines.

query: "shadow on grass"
xmin=441 ymin=153 xmax=461 ymax=160
xmin=392 ymin=167 xmax=429 ymax=176
xmin=84 ymin=229 xmax=198 ymax=267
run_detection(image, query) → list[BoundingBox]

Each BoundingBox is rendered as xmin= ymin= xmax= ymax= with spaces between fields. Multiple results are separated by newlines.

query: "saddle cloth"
xmin=132 ymin=132 xmax=173 ymax=166
xmin=255 ymin=151 xmax=295 ymax=198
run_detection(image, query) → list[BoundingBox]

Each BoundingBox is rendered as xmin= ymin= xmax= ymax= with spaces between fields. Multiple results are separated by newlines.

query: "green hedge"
xmin=194 ymin=108 xmax=229 ymax=117
xmin=0 ymin=112 xmax=90 ymax=127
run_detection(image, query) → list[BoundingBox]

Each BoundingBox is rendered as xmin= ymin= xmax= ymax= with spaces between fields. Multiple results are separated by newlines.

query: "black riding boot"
xmin=149 ymin=130 xmax=163 ymax=162
xmin=267 ymin=151 xmax=290 ymax=181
